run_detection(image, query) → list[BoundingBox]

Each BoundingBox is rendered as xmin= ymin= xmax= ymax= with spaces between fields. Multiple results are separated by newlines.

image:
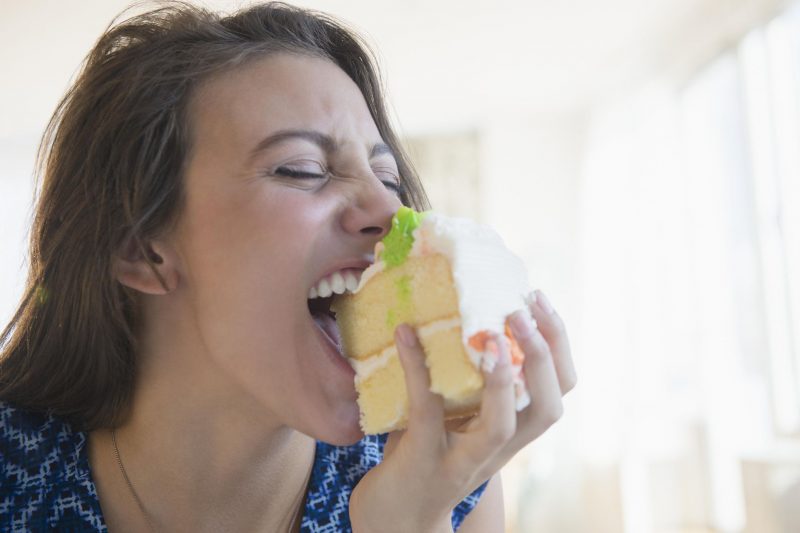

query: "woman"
xmin=0 ymin=2 xmax=576 ymax=531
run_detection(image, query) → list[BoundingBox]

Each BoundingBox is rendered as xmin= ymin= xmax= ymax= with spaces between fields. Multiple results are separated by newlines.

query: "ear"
xmin=113 ymin=237 xmax=179 ymax=295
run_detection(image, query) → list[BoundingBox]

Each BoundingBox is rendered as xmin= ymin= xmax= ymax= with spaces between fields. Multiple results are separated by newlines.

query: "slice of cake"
xmin=331 ymin=207 xmax=532 ymax=434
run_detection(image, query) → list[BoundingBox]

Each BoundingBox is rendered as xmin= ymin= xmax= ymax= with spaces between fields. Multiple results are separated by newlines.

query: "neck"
xmin=89 ymin=305 xmax=316 ymax=531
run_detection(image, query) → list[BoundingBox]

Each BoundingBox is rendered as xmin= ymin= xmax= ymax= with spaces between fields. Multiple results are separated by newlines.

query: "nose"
xmin=340 ymin=177 xmax=402 ymax=240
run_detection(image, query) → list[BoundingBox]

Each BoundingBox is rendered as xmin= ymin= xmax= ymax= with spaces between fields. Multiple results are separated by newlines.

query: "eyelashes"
xmin=273 ymin=167 xmax=327 ymax=180
xmin=374 ymin=168 xmax=403 ymax=194
xmin=381 ymin=180 xmax=403 ymax=195
xmin=271 ymin=164 xmax=403 ymax=195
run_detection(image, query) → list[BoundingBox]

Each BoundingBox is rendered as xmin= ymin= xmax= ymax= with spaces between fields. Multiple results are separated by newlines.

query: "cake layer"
xmin=422 ymin=321 xmax=484 ymax=400
xmin=332 ymin=253 xmax=459 ymax=361
xmin=354 ymin=319 xmax=483 ymax=434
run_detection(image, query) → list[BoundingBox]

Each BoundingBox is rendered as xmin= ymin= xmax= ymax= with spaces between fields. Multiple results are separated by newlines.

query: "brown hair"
xmin=0 ymin=1 xmax=428 ymax=430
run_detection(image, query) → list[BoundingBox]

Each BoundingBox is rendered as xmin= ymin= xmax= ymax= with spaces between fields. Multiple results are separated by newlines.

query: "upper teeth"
xmin=309 ymin=269 xmax=362 ymax=299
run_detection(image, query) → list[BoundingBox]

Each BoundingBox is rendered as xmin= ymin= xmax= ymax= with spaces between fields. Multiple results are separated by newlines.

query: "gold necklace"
xmin=112 ymin=428 xmax=158 ymax=532
xmin=111 ymin=428 xmax=306 ymax=532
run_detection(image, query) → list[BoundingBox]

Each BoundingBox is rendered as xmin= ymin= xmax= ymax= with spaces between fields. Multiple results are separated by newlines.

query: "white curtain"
xmin=576 ymin=4 xmax=800 ymax=532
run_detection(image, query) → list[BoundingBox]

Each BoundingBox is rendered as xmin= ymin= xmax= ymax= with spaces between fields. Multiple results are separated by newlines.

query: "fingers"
xmin=384 ymin=430 xmax=405 ymax=457
xmin=477 ymin=336 xmax=517 ymax=440
xmin=445 ymin=415 xmax=476 ymax=432
xmin=526 ymin=290 xmax=577 ymax=394
xmin=508 ymin=308 xmax=564 ymax=437
xmin=395 ymin=324 xmax=445 ymax=440
xmin=450 ymin=333 xmax=517 ymax=464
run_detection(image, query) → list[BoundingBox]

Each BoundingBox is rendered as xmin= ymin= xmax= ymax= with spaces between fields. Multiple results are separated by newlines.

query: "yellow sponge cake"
xmin=331 ymin=207 xmax=531 ymax=434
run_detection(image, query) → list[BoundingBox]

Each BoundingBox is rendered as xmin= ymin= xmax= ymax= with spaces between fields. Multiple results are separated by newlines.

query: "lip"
xmin=310 ymin=257 xmax=374 ymax=290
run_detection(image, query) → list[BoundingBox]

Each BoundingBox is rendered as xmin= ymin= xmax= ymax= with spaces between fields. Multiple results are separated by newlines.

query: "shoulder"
xmin=0 ymin=400 xmax=85 ymax=486
xmin=0 ymin=401 xmax=106 ymax=531
xmin=308 ymin=433 xmax=386 ymax=498
xmin=301 ymin=434 xmax=386 ymax=531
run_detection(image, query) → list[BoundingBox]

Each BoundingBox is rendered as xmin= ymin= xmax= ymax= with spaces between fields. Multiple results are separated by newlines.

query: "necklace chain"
xmin=110 ymin=428 xmax=304 ymax=532
xmin=112 ymin=428 xmax=158 ymax=532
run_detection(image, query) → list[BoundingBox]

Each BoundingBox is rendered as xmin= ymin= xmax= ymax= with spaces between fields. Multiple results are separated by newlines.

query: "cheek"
xmin=179 ymin=181 xmax=325 ymax=287
xmin=174 ymin=185 xmax=331 ymax=374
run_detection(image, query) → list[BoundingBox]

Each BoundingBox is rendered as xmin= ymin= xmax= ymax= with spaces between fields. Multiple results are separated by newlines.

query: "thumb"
xmin=395 ymin=324 xmax=445 ymax=439
xmin=384 ymin=429 xmax=405 ymax=457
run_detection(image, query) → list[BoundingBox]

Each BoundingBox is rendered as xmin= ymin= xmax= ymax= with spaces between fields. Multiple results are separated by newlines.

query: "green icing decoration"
xmin=386 ymin=308 xmax=397 ymax=329
xmin=381 ymin=208 xmax=425 ymax=328
xmin=385 ymin=274 xmax=414 ymax=329
xmin=380 ymin=206 xmax=426 ymax=268
xmin=395 ymin=274 xmax=412 ymax=302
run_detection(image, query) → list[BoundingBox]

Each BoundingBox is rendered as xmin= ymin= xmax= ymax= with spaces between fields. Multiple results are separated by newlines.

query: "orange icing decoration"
xmin=467 ymin=324 xmax=525 ymax=367
xmin=504 ymin=323 xmax=525 ymax=366
xmin=468 ymin=330 xmax=492 ymax=351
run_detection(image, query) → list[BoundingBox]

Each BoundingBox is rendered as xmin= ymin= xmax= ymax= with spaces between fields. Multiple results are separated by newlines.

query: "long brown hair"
xmin=0 ymin=1 xmax=428 ymax=431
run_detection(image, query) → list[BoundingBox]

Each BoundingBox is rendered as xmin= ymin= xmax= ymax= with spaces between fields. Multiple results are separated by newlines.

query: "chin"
xmin=312 ymin=403 xmax=365 ymax=446
xmin=322 ymin=428 xmax=365 ymax=447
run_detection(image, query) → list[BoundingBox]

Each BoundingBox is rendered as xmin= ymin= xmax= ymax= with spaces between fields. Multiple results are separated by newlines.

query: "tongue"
xmin=312 ymin=312 xmax=343 ymax=353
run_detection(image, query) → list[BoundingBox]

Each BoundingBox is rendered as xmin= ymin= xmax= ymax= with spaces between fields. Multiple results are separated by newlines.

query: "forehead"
xmin=188 ymin=53 xmax=381 ymax=152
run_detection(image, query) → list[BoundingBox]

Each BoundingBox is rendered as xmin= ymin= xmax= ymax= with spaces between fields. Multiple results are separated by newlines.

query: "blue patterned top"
xmin=0 ymin=402 xmax=486 ymax=531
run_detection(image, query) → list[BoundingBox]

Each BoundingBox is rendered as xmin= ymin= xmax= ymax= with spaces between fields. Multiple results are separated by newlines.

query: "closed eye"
xmin=274 ymin=167 xmax=327 ymax=179
xmin=272 ymin=160 xmax=328 ymax=179
xmin=381 ymin=180 xmax=403 ymax=195
xmin=373 ymin=168 xmax=402 ymax=195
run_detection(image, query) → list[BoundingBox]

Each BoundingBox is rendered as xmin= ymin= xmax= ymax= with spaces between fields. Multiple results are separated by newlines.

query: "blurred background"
xmin=2 ymin=0 xmax=799 ymax=531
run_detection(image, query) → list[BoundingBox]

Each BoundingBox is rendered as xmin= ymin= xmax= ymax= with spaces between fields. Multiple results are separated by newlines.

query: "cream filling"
xmin=352 ymin=344 xmax=397 ymax=383
xmin=350 ymin=314 xmax=531 ymax=412
xmin=351 ymin=317 xmax=462 ymax=381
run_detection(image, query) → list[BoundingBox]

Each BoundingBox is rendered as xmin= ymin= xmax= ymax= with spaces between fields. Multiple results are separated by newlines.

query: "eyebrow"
xmin=248 ymin=128 xmax=395 ymax=161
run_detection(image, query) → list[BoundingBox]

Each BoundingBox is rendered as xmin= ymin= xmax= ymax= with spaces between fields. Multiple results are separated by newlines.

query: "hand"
xmin=348 ymin=290 xmax=577 ymax=532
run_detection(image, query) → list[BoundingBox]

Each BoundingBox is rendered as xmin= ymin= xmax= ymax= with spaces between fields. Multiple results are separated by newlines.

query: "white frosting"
xmin=418 ymin=316 xmax=461 ymax=338
xmin=410 ymin=213 xmax=531 ymax=339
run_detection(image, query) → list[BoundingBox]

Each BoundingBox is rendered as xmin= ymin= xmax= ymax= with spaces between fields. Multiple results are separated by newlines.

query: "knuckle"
xmin=525 ymin=334 xmax=551 ymax=361
xmin=538 ymin=309 xmax=565 ymax=331
xmin=563 ymin=373 xmax=578 ymax=393
xmin=542 ymin=402 xmax=564 ymax=427
xmin=408 ymin=402 xmax=438 ymax=424
xmin=549 ymin=313 xmax=567 ymax=334
xmin=486 ymin=422 xmax=515 ymax=447
xmin=486 ymin=365 xmax=515 ymax=389
xmin=526 ymin=400 xmax=563 ymax=431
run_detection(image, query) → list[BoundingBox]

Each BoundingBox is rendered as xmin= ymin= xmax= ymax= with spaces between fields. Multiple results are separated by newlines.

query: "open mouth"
xmin=306 ymin=267 xmax=364 ymax=355
xmin=308 ymin=295 xmax=341 ymax=351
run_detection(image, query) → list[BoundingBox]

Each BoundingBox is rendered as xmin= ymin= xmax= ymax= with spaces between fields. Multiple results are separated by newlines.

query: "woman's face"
xmin=170 ymin=53 xmax=402 ymax=444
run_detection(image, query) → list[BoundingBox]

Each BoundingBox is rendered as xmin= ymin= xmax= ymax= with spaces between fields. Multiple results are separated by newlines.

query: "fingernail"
xmin=535 ymin=290 xmax=555 ymax=315
xmin=524 ymin=291 xmax=537 ymax=309
xmin=509 ymin=309 xmax=536 ymax=340
xmin=396 ymin=324 xmax=417 ymax=347
xmin=496 ymin=335 xmax=511 ymax=366
xmin=482 ymin=340 xmax=499 ymax=373
xmin=515 ymin=381 xmax=531 ymax=410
